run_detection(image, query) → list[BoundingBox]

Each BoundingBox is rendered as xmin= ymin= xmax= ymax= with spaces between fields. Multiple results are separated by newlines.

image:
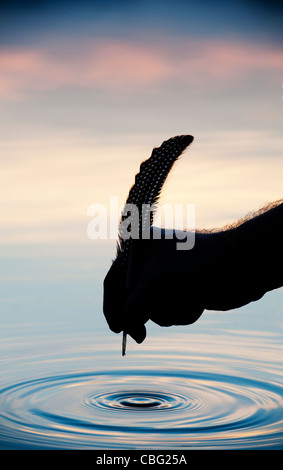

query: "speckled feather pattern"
xmin=116 ymin=135 xmax=194 ymax=265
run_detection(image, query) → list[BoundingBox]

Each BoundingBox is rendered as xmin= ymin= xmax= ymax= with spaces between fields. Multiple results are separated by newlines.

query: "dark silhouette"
xmin=103 ymin=135 xmax=283 ymax=346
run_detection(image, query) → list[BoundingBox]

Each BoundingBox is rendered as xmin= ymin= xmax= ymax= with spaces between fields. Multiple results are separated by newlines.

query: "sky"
xmin=1 ymin=0 xmax=283 ymax=245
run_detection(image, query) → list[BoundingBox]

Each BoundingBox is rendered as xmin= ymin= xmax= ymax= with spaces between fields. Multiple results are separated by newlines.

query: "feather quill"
xmin=116 ymin=134 xmax=193 ymax=355
xmin=116 ymin=134 xmax=194 ymax=263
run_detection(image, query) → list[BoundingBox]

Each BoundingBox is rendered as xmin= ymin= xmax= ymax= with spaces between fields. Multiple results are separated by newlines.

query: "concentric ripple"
xmin=88 ymin=390 xmax=187 ymax=411
xmin=1 ymin=367 xmax=283 ymax=449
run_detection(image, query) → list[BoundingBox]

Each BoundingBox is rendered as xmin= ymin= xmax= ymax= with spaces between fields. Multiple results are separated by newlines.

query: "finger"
xmin=149 ymin=305 xmax=204 ymax=327
xmin=121 ymin=281 xmax=151 ymax=343
xmin=103 ymin=260 xmax=128 ymax=334
xmin=127 ymin=324 xmax=147 ymax=344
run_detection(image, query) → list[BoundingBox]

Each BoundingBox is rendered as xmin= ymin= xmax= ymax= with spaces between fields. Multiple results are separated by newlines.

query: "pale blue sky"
xmin=0 ymin=0 xmax=282 ymax=244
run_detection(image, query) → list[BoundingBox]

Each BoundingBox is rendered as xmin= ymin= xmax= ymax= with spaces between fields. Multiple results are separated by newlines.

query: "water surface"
xmin=0 ymin=244 xmax=282 ymax=449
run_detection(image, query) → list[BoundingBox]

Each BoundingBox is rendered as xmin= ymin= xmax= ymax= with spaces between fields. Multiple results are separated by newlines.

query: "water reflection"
xmin=0 ymin=329 xmax=282 ymax=449
xmin=0 ymin=244 xmax=282 ymax=449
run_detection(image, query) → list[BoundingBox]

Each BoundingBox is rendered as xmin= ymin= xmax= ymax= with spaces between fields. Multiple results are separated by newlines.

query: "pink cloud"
xmin=0 ymin=48 xmax=71 ymax=99
xmin=0 ymin=40 xmax=172 ymax=99
xmin=0 ymin=37 xmax=282 ymax=99
xmin=83 ymin=41 xmax=172 ymax=87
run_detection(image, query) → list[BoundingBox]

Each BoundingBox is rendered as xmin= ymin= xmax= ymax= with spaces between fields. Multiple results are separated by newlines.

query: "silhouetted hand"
xmin=103 ymin=203 xmax=283 ymax=343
